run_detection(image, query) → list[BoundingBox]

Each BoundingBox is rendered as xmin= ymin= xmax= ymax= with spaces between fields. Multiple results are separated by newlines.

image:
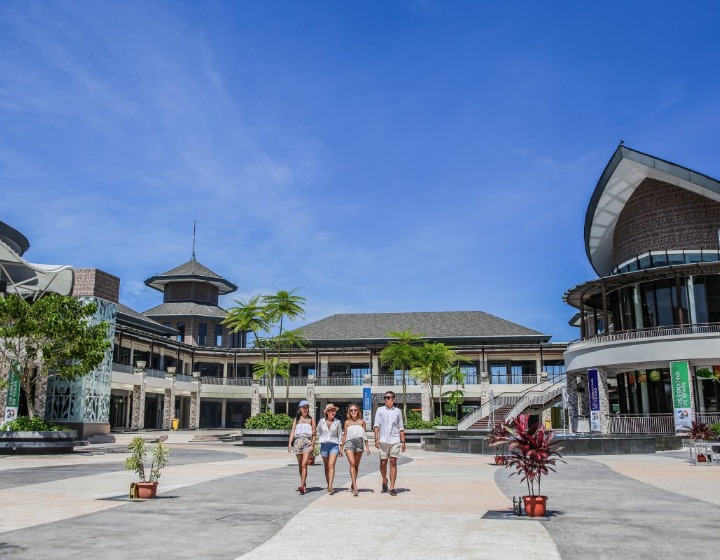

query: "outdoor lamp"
xmin=136 ymin=360 xmax=146 ymax=370
xmin=192 ymin=371 xmax=200 ymax=379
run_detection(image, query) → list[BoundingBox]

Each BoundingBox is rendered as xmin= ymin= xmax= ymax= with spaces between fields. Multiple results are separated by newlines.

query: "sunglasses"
xmin=349 ymin=409 xmax=358 ymax=412
xmin=384 ymin=396 xmax=394 ymax=400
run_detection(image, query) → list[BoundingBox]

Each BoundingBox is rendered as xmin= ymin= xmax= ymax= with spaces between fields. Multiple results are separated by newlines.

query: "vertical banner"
xmin=670 ymin=361 xmax=693 ymax=432
xmin=587 ymin=368 xmax=602 ymax=432
xmin=362 ymin=387 xmax=372 ymax=426
xmin=3 ymin=361 xmax=22 ymax=427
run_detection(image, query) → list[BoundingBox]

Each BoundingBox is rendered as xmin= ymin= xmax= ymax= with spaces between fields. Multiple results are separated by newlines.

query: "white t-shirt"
xmin=373 ymin=405 xmax=404 ymax=444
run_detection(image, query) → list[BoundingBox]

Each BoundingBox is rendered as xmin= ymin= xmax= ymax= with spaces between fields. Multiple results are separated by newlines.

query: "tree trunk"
xmin=438 ymin=381 xmax=443 ymax=425
xmin=402 ymin=370 xmax=408 ymax=421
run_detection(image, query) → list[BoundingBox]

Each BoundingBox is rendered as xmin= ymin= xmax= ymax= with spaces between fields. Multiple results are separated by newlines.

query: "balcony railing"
xmin=490 ymin=374 xmax=538 ymax=385
xmin=606 ymin=414 xmax=674 ymax=434
xmin=568 ymin=323 xmax=720 ymax=351
xmin=275 ymin=377 xmax=308 ymax=387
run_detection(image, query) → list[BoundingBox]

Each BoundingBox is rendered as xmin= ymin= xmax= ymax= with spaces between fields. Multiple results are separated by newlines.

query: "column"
xmin=566 ymin=374 xmax=579 ymax=433
xmin=220 ymin=399 xmax=227 ymax=428
xmin=190 ymin=383 xmax=200 ymax=429
xmin=130 ymin=371 xmax=146 ymax=430
xmin=162 ymin=377 xmax=176 ymax=430
xmin=306 ymin=374 xmax=317 ymax=418
xmin=596 ymin=369 xmax=611 ymax=434
xmin=371 ymin=354 xmax=380 ymax=384
xmin=251 ymin=381 xmax=261 ymax=416
xmin=421 ymin=382 xmax=432 ymax=421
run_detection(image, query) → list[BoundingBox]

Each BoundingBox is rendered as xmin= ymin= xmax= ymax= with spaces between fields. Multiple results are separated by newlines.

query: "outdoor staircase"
xmin=468 ymin=405 xmax=513 ymax=429
xmin=458 ymin=379 xmax=566 ymax=431
xmin=189 ymin=432 xmax=242 ymax=443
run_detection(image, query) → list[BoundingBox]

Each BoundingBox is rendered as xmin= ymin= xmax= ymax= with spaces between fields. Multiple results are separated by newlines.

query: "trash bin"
xmin=172 ymin=418 xmax=179 ymax=430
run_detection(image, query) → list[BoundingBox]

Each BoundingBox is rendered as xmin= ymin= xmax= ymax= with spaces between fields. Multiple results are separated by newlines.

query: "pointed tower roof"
xmin=144 ymin=256 xmax=237 ymax=294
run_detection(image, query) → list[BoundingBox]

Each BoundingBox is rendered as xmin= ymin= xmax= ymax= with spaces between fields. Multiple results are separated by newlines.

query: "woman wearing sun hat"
xmin=316 ymin=403 xmax=343 ymax=494
xmin=288 ymin=399 xmax=316 ymax=495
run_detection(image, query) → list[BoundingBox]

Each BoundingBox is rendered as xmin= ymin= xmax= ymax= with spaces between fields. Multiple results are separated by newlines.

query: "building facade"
xmin=564 ymin=144 xmax=720 ymax=433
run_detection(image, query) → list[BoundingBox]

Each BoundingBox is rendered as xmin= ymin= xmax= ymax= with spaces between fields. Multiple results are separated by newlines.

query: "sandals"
xmin=353 ymin=488 xmax=359 ymax=497
xmin=299 ymin=485 xmax=306 ymax=495
xmin=389 ymin=489 xmax=397 ymax=496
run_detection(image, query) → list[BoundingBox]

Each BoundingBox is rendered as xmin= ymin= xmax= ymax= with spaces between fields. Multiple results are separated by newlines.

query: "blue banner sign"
xmin=587 ymin=368 xmax=601 ymax=432
xmin=363 ymin=387 xmax=371 ymax=425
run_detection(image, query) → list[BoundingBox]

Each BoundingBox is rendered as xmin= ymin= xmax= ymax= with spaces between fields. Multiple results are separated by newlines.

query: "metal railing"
xmin=698 ymin=413 xmax=720 ymax=425
xmin=606 ymin=414 xmax=674 ymax=434
xmin=503 ymin=380 xmax=564 ymax=421
xmin=275 ymin=377 xmax=308 ymax=387
xmin=375 ymin=375 xmax=420 ymax=386
xmin=568 ymin=323 xmax=720 ymax=351
xmin=490 ymin=374 xmax=539 ymax=385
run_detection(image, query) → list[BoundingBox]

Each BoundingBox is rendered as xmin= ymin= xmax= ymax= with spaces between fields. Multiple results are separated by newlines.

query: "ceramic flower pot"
xmin=523 ymin=495 xmax=548 ymax=517
xmin=133 ymin=482 xmax=159 ymax=499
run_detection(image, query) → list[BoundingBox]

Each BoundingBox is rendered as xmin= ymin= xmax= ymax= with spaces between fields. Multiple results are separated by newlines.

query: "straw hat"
xmin=323 ymin=403 xmax=339 ymax=413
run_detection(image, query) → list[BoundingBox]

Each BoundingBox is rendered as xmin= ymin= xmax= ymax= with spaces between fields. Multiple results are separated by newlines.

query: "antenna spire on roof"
xmin=192 ymin=220 xmax=196 ymax=259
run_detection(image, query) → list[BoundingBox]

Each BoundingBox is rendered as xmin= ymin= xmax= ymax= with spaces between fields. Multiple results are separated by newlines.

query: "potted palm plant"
xmin=503 ymin=414 xmax=563 ymax=517
xmin=125 ymin=436 xmax=170 ymax=499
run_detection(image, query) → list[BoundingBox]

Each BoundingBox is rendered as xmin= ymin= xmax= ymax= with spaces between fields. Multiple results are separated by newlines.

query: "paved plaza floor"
xmin=1 ymin=431 xmax=720 ymax=559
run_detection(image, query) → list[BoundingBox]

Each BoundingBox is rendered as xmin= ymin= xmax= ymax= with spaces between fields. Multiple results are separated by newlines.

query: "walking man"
xmin=373 ymin=391 xmax=406 ymax=496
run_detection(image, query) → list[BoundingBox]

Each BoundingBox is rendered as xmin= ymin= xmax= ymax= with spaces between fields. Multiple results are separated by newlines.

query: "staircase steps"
xmin=468 ymin=405 xmax=514 ymax=430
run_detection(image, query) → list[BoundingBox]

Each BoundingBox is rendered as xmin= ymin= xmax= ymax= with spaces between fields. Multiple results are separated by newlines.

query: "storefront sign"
xmin=2 ymin=361 xmax=22 ymax=427
xmin=587 ymin=368 xmax=602 ymax=432
xmin=363 ymin=387 xmax=371 ymax=425
xmin=670 ymin=361 xmax=693 ymax=432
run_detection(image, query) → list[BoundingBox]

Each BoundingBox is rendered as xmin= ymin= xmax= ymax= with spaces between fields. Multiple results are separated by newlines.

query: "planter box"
xmin=240 ymin=429 xmax=291 ymax=447
xmin=404 ymin=429 xmax=436 ymax=443
xmin=0 ymin=430 xmax=79 ymax=454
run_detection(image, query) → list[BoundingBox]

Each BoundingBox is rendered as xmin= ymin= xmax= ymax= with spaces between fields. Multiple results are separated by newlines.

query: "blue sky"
xmin=2 ymin=1 xmax=720 ymax=342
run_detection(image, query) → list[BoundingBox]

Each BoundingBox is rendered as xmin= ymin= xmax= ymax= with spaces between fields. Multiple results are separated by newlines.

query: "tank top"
xmin=295 ymin=422 xmax=312 ymax=436
xmin=346 ymin=423 xmax=366 ymax=440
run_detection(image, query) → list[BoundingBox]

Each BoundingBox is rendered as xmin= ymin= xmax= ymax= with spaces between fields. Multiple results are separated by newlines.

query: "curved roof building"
xmin=564 ymin=145 xmax=720 ymax=431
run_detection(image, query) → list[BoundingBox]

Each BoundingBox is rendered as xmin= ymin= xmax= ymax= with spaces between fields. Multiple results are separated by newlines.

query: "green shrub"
xmin=1 ymin=416 xmax=69 ymax=432
xmin=404 ymin=410 xmax=458 ymax=429
xmin=244 ymin=413 xmax=293 ymax=430
xmin=710 ymin=423 xmax=720 ymax=438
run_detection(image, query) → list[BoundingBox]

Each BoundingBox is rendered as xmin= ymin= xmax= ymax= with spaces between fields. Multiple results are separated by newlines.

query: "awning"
xmin=0 ymin=240 xmax=73 ymax=299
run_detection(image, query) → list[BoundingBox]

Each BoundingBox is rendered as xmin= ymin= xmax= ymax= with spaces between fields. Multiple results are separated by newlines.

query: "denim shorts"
xmin=320 ymin=442 xmax=340 ymax=457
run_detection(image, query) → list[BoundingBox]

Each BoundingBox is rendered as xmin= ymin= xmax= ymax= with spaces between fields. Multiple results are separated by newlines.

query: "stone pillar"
xmin=566 ymin=374 xmax=579 ymax=433
xmin=306 ymin=375 xmax=317 ymax=419
xmin=162 ymin=377 xmax=176 ymax=430
xmin=599 ymin=369 xmax=610 ymax=433
xmin=371 ymin=354 xmax=380 ymax=384
xmin=421 ymin=382 xmax=432 ymax=421
xmin=541 ymin=407 xmax=552 ymax=428
xmin=190 ymin=382 xmax=200 ymax=429
xmin=251 ymin=381 xmax=261 ymax=417
xmin=130 ymin=372 xmax=146 ymax=430
xmin=220 ymin=399 xmax=226 ymax=428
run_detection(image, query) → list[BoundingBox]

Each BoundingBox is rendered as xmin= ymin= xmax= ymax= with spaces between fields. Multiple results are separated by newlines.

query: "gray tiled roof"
xmin=117 ymin=303 xmax=179 ymax=335
xmin=159 ymin=257 xmax=222 ymax=278
xmin=142 ymin=302 xmax=228 ymax=320
xmin=297 ymin=311 xmax=548 ymax=343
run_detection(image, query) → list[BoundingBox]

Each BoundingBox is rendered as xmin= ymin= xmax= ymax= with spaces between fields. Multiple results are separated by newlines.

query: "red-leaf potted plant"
xmin=486 ymin=422 xmax=509 ymax=465
xmin=687 ymin=421 xmax=713 ymax=462
xmin=503 ymin=413 xmax=564 ymax=517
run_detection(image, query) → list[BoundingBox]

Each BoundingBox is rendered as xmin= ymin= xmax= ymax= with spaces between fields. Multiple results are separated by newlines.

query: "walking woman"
xmin=340 ymin=403 xmax=370 ymax=496
xmin=316 ymin=403 xmax=343 ymax=494
xmin=288 ymin=399 xmax=316 ymax=495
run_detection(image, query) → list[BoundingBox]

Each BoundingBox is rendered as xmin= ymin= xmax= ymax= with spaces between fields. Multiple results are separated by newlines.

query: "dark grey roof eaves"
xmin=142 ymin=301 xmax=228 ymax=319
xmin=297 ymin=311 xmax=548 ymax=342
xmin=116 ymin=303 xmax=179 ymax=335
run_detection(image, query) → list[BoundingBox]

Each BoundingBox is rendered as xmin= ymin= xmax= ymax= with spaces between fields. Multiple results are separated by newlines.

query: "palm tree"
xmin=223 ymin=296 xmax=273 ymax=408
xmin=263 ymin=289 xmax=306 ymax=339
xmin=412 ymin=342 xmax=465 ymax=424
xmin=275 ymin=329 xmax=309 ymax=414
xmin=253 ymin=356 xmax=288 ymax=411
xmin=380 ymin=329 xmax=422 ymax=421
xmin=443 ymin=364 xmax=468 ymax=422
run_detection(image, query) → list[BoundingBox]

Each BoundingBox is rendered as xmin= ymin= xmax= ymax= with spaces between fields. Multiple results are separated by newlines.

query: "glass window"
xmin=350 ymin=363 xmax=370 ymax=385
xmin=300 ymin=365 xmax=316 ymax=377
xmin=460 ymin=363 xmax=478 ymax=384
xmin=705 ymin=275 xmax=720 ymax=323
xmin=654 ymin=280 xmax=674 ymax=326
xmin=702 ymin=251 xmax=720 ymax=263
xmin=489 ymin=362 xmax=508 ymax=384
xmin=686 ymin=252 xmax=703 ymax=264
xmin=651 ymin=253 xmax=668 ymax=267
xmin=668 ymin=252 xmax=685 ymax=266
xmin=641 ymin=284 xmax=657 ymax=328
xmin=198 ymin=323 xmax=207 ymax=346
xmin=215 ymin=324 xmax=223 ymax=347
xmin=638 ymin=255 xmax=651 ymax=270
xmin=693 ymin=277 xmax=709 ymax=324
xmin=176 ymin=322 xmax=185 ymax=343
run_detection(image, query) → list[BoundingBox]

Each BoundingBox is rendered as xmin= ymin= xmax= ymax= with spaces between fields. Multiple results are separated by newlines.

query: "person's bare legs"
xmin=380 ymin=457 xmax=388 ymax=488
xmin=389 ymin=457 xmax=398 ymax=490
xmin=299 ymin=452 xmax=311 ymax=490
xmin=345 ymin=450 xmax=357 ymax=490
xmin=326 ymin=453 xmax=339 ymax=492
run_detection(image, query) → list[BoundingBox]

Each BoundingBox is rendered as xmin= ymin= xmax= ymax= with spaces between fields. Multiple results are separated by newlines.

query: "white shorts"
xmin=378 ymin=441 xmax=401 ymax=459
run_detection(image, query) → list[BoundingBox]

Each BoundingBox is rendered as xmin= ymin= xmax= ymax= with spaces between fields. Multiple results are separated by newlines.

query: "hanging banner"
xmin=670 ymin=361 xmax=693 ymax=432
xmin=362 ymin=387 xmax=372 ymax=425
xmin=587 ymin=368 xmax=602 ymax=432
xmin=3 ymin=361 xmax=22 ymax=427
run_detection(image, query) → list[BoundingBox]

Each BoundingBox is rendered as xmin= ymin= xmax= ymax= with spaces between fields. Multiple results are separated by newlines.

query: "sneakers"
xmin=381 ymin=483 xmax=388 ymax=493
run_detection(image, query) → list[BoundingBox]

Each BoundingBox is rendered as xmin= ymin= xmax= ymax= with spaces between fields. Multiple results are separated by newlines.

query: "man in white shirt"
xmin=373 ymin=391 xmax=406 ymax=496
